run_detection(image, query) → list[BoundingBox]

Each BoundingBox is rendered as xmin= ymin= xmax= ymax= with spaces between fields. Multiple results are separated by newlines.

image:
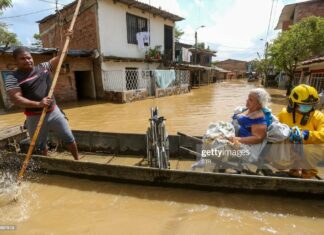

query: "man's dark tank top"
xmin=14 ymin=62 xmax=56 ymax=113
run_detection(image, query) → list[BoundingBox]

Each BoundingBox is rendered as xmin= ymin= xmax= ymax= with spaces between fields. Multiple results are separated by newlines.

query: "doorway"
xmin=74 ymin=71 xmax=96 ymax=100
xmin=164 ymin=25 xmax=173 ymax=62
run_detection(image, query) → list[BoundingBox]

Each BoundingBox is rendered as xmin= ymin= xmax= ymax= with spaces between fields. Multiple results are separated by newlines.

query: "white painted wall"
xmin=101 ymin=61 xmax=159 ymax=91
xmin=101 ymin=61 xmax=159 ymax=71
xmin=98 ymin=0 xmax=175 ymax=59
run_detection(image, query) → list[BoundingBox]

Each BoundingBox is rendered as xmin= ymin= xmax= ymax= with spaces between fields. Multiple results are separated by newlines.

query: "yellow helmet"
xmin=289 ymin=84 xmax=319 ymax=105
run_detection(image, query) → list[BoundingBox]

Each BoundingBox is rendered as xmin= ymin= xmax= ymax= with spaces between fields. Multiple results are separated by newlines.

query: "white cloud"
xmin=194 ymin=0 xmax=205 ymax=8
xmin=179 ymin=0 xmax=299 ymax=61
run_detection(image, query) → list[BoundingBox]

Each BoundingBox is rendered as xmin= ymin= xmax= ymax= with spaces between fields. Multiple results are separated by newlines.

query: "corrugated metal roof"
xmin=0 ymin=46 xmax=92 ymax=57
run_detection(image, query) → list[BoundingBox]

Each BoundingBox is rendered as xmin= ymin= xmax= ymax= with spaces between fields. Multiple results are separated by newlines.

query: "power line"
xmin=270 ymin=0 xmax=279 ymax=32
xmin=38 ymin=0 xmax=65 ymax=6
xmin=265 ymin=0 xmax=275 ymax=42
xmin=0 ymin=8 xmax=56 ymax=20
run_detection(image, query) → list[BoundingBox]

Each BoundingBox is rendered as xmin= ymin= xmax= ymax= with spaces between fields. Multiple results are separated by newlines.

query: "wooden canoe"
xmin=1 ymin=126 xmax=323 ymax=198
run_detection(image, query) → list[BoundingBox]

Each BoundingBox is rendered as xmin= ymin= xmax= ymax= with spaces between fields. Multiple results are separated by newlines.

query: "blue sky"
xmin=0 ymin=0 xmax=307 ymax=61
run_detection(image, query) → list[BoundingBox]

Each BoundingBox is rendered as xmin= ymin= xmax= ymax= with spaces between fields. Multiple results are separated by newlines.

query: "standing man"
xmin=5 ymin=33 xmax=80 ymax=160
xmin=278 ymin=84 xmax=324 ymax=178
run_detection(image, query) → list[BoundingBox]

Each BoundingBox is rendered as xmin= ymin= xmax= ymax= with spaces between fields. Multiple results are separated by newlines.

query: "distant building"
xmin=215 ymin=59 xmax=248 ymax=79
xmin=175 ymin=42 xmax=216 ymax=67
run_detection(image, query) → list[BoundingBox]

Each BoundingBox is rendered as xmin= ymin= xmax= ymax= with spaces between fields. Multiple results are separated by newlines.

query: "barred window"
xmin=293 ymin=72 xmax=301 ymax=87
xmin=126 ymin=13 xmax=148 ymax=44
xmin=310 ymin=72 xmax=324 ymax=92
xmin=125 ymin=68 xmax=138 ymax=90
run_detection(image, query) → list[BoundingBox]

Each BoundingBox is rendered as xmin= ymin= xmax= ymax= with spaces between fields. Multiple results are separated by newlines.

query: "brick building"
xmin=276 ymin=0 xmax=324 ymax=31
xmin=276 ymin=0 xmax=324 ymax=92
xmin=215 ymin=59 xmax=248 ymax=79
xmin=37 ymin=0 xmax=186 ymax=103
xmin=0 ymin=47 xmax=93 ymax=110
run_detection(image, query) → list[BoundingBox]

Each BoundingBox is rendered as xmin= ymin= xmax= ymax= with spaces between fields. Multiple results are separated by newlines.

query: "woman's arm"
xmin=229 ymin=124 xmax=267 ymax=145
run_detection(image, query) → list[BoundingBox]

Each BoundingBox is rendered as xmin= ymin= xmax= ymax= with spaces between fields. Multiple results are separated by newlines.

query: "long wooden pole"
xmin=18 ymin=0 xmax=82 ymax=181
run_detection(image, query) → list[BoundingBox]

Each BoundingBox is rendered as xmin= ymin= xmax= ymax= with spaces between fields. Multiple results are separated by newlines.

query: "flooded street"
xmin=0 ymin=80 xmax=285 ymax=135
xmin=1 ymin=80 xmax=324 ymax=235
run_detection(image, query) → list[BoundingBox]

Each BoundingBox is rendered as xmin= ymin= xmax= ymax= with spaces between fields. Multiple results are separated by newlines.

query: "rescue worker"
xmin=277 ymin=84 xmax=324 ymax=178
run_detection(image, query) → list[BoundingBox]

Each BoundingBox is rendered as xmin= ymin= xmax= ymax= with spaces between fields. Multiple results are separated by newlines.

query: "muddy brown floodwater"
xmin=1 ymin=80 xmax=324 ymax=235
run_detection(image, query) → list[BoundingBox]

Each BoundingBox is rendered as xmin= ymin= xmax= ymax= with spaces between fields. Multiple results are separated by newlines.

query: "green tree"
xmin=268 ymin=16 xmax=324 ymax=94
xmin=175 ymin=25 xmax=184 ymax=42
xmin=32 ymin=33 xmax=42 ymax=47
xmin=0 ymin=0 xmax=12 ymax=11
xmin=0 ymin=0 xmax=20 ymax=47
xmin=197 ymin=42 xmax=205 ymax=49
xmin=0 ymin=26 xmax=19 ymax=46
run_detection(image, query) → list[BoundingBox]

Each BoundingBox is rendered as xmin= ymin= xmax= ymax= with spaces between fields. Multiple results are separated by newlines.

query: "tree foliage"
xmin=268 ymin=16 xmax=324 ymax=90
xmin=197 ymin=42 xmax=205 ymax=49
xmin=0 ymin=0 xmax=12 ymax=11
xmin=175 ymin=25 xmax=184 ymax=42
xmin=32 ymin=33 xmax=42 ymax=47
xmin=0 ymin=0 xmax=20 ymax=47
xmin=0 ymin=26 xmax=19 ymax=46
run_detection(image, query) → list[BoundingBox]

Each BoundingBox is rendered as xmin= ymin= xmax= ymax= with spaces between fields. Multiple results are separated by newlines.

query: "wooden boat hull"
xmin=1 ymin=126 xmax=324 ymax=197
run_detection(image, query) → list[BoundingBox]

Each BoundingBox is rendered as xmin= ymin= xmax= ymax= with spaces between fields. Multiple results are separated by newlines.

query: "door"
xmin=164 ymin=25 xmax=173 ymax=62
xmin=74 ymin=71 xmax=96 ymax=100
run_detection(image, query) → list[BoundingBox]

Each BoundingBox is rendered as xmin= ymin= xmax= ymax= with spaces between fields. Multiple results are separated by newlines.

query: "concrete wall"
xmin=97 ymin=0 xmax=175 ymax=59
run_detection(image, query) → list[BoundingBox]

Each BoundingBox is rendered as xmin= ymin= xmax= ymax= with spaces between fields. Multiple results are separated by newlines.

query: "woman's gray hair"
xmin=250 ymin=88 xmax=271 ymax=108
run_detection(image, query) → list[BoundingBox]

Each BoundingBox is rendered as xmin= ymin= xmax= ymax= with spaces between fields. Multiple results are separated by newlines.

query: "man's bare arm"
xmin=7 ymin=88 xmax=52 ymax=108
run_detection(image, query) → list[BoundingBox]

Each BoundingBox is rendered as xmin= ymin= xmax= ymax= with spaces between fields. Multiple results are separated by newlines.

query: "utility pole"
xmin=195 ymin=31 xmax=197 ymax=65
xmin=194 ymin=25 xmax=205 ymax=65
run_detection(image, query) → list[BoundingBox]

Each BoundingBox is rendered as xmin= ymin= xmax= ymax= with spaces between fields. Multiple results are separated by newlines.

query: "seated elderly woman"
xmin=228 ymin=88 xmax=272 ymax=161
xmin=230 ymin=88 xmax=271 ymax=142
xmin=192 ymin=88 xmax=273 ymax=171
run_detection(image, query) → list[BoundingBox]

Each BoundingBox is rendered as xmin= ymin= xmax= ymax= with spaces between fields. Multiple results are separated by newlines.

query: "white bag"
xmin=267 ymin=117 xmax=291 ymax=143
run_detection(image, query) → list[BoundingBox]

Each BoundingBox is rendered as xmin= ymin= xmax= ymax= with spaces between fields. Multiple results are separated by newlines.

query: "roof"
xmin=38 ymin=0 xmax=184 ymax=23
xmin=176 ymin=63 xmax=229 ymax=72
xmin=217 ymin=59 xmax=247 ymax=64
xmin=212 ymin=66 xmax=231 ymax=73
xmin=175 ymin=42 xmax=217 ymax=56
xmin=0 ymin=46 xmax=92 ymax=57
xmin=301 ymin=56 xmax=324 ymax=65
xmin=275 ymin=0 xmax=320 ymax=30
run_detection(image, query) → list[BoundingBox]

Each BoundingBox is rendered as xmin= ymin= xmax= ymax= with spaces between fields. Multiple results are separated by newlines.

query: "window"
xmin=204 ymin=56 xmax=210 ymax=65
xmin=293 ymin=72 xmax=301 ymax=87
xmin=126 ymin=13 xmax=148 ymax=44
xmin=125 ymin=68 xmax=138 ymax=90
xmin=310 ymin=72 xmax=324 ymax=92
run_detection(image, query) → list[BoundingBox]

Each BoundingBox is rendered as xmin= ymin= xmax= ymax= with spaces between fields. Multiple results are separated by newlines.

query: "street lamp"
xmin=195 ymin=25 xmax=205 ymax=65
